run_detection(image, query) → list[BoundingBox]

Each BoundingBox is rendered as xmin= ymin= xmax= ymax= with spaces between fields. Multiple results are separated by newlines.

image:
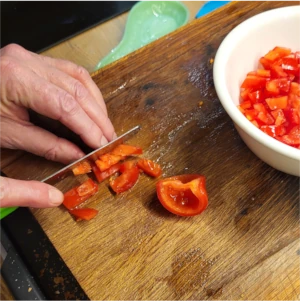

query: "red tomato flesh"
xmin=69 ymin=208 xmax=98 ymax=221
xmin=110 ymin=160 xmax=139 ymax=194
xmin=72 ymin=161 xmax=92 ymax=176
xmin=156 ymin=174 xmax=208 ymax=217
xmin=239 ymin=46 xmax=300 ymax=149
xmin=137 ymin=158 xmax=162 ymax=177
xmin=92 ymin=163 xmax=121 ymax=183
xmin=63 ymin=179 xmax=98 ymax=210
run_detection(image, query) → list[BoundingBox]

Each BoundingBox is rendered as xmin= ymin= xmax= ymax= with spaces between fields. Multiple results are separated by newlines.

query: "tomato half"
xmin=110 ymin=160 xmax=139 ymax=194
xmin=156 ymin=174 xmax=208 ymax=217
xmin=69 ymin=208 xmax=98 ymax=221
xmin=137 ymin=158 xmax=162 ymax=177
xmin=63 ymin=179 xmax=98 ymax=210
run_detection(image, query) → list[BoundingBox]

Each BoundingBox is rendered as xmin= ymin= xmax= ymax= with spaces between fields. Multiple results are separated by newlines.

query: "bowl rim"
xmin=213 ymin=5 xmax=300 ymax=161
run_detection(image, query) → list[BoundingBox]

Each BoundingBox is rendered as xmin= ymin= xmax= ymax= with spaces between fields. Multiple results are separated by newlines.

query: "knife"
xmin=1 ymin=227 xmax=46 ymax=300
xmin=42 ymin=125 xmax=141 ymax=185
xmin=0 ymin=125 xmax=141 ymax=220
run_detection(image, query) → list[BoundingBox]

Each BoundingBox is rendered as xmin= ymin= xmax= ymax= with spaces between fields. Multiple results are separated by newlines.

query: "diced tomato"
xmin=111 ymin=144 xmax=143 ymax=157
xmin=156 ymin=174 xmax=208 ymax=217
xmin=137 ymin=159 xmax=162 ymax=177
xmin=241 ymin=75 xmax=267 ymax=90
xmin=69 ymin=208 xmax=98 ymax=221
xmin=92 ymin=163 xmax=121 ymax=183
xmin=265 ymin=96 xmax=288 ymax=110
xmin=95 ymin=153 xmax=123 ymax=172
xmin=76 ymin=178 xmax=98 ymax=197
xmin=72 ymin=161 xmax=92 ymax=176
xmin=63 ymin=179 xmax=98 ymax=210
xmin=110 ymin=160 xmax=139 ymax=194
xmin=239 ymin=47 xmax=300 ymax=149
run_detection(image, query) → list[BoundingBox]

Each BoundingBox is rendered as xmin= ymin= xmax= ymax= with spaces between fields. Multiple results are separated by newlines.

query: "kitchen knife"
xmin=42 ymin=125 xmax=141 ymax=185
xmin=1 ymin=227 xmax=46 ymax=300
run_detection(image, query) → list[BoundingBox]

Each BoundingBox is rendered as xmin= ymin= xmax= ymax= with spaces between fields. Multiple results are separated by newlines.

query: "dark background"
xmin=1 ymin=1 xmax=138 ymax=53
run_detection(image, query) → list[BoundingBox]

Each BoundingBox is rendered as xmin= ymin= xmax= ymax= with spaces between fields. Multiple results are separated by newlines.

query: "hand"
xmin=0 ymin=44 xmax=116 ymax=208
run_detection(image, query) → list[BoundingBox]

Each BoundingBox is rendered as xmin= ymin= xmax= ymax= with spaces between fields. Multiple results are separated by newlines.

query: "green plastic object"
xmin=95 ymin=1 xmax=189 ymax=70
xmin=0 ymin=206 xmax=18 ymax=220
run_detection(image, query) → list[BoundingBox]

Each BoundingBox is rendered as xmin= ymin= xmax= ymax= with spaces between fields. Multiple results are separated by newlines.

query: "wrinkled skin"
xmin=0 ymin=44 xmax=116 ymax=208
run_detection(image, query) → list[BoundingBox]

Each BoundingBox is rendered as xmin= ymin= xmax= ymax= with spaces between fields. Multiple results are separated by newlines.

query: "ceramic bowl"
xmin=213 ymin=5 xmax=300 ymax=177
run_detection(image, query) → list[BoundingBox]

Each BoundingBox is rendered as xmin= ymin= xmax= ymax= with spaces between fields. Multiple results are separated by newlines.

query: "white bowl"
xmin=213 ymin=6 xmax=300 ymax=177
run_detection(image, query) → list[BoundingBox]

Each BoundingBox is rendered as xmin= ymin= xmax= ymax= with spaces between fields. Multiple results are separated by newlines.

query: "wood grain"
xmin=1 ymin=1 xmax=300 ymax=300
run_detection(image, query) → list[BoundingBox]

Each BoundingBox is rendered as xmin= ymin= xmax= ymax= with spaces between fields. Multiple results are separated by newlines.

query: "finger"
xmin=0 ymin=177 xmax=63 ymax=208
xmin=43 ymin=67 xmax=115 ymax=141
xmin=35 ymin=54 xmax=108 ymax=115
xmin=0 ymin=116 xmax=85 ymax=164
xmin=4 ymin=65 xmax=108 ymax=149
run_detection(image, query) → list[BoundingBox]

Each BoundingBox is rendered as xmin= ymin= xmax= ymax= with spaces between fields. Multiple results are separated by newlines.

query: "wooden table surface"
xmin=1 ymin=1 xmax=300 ymax=300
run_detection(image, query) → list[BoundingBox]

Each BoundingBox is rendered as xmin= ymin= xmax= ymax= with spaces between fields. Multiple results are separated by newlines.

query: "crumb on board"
xmin=28 ymin=287 xmax=32 ymax=293
xmin=209 ymin=58 xmax=214 ymax=64
xmin=198 ymin=101 xmax=204 ymax=107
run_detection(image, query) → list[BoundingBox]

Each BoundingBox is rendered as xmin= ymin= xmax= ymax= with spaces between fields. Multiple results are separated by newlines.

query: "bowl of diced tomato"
xmin=213 ymin=5 xmax=300 ymax=176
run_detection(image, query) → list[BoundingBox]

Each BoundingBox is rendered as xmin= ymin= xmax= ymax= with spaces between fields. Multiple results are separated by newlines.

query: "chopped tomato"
xmin=69 ymin=208 xmax=98 ymax=221
xmin=63 ymin=179 xmax=98 ymax=210
xmin=239 ymin=46 xmax=300 ymax=149
xmin=76 ymin=178 xmax=98 ymax=197
xmin=96 ymin=153 xmax=123 ymax=172
xmin=110 ymin=160 xmax=139 ymax=194
xmin=111 ymin=144 xmax=143 ymax=157
xmin=156 ymin=174 xmax=208 ymax=217
xmin=72 ymin=161 xmax=92 ymax=176
xmin=137 ymin=158 xmax=162 ymax=177
xmin=92 ymin=163 xmax=121 ymax=183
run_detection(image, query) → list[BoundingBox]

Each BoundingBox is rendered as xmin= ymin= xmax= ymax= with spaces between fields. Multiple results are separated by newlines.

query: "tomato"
xmin=110 ymin=160 xmax=139 ymax=194
xmin=238 ymin=46 xmax=300 ymax=149
xmin=137 ymin=158 xmax=162 ymax=177
xmin=111 ymin=144 xmax=143 ymax=157
xmin=156 ymin=174 xmax=208 ymax=217
xmin=63 ymin=179 xmax=98 ymax=210
xmin=96 ymin=153 xmax=123 ymax=172
xmin=92 ymin=163 xmax=121 ymax=183
xmin=72 ymin=161 xmax=92 ymax=176
xmin=69 ymin=208 xmax=98 ymax=221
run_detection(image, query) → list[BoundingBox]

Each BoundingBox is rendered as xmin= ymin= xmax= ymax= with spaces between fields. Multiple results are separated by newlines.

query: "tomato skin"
xmin=137 ymin=159 xmax=162 ymax=177
xmin=69 ymin=208 xmax=98 ymax=221
xmin=111 ymin=144 xmax=143 ymax=157
xmin=156 ymin=174 xmax=208 ymax=217
xmin=110 ymin=161 xmax=139 ymax=194
xmin=92 ymin=163 xmax=121 ymax=183
xmin=63 ymin=179 xmax=98 ymax=210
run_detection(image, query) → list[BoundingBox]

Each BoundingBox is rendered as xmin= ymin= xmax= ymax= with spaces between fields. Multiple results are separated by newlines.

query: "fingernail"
xmin=100 ymin=136 xmax=108 ymax=146
xmin=48 ymin=187 xmax=64 ymax=206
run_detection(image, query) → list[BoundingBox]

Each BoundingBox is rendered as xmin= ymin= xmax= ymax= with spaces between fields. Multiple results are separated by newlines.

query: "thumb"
xmin=0 ymin=177 xmax=64 ymax=208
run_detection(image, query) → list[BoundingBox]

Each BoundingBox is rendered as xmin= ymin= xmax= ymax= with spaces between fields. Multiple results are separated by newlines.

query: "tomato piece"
xmin=137 ymin=158 xmax=162 ymax=177
xmin=92 ymin=163 xmax=121 ymax=183
xmin=63 ymin=179 xmax=98 ymax=210
xmin=156 ymin=174 xmax=208 ymax=217
xmin=261 ymin=125 xmax=286 ymax=138
xmin=76 ymin=178 xmax=98 ymax=197
xmin=110 ymin=161 xmax=139 ymax=194
xmin=111 ymin=144 xmax=143 ymax=157
xmin=95 ymin=153 xmax=123 ymax=172
xmin=241 ymin=75 xmax=267 ymax=90
xmin=72 ymin=161 xmax=92 ymax=176
xmin=266 ymin=78 xmax=290 ymax=95
xmin=265 ymin=96 xmax=288 ymax=110
xmin=264 ymin=46 xmax=291 ymax=62
xmin=69 ymin=208 xmax=98 ymax=221
xmin=271 ymin=109 xmax=287 ymax=126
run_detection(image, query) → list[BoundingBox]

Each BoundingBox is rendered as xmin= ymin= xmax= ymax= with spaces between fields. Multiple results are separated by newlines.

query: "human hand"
xmin=0 ymin=44 xmax=116 ymax=208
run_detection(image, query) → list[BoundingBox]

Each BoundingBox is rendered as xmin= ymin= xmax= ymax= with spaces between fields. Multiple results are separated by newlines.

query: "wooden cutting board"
xmin=2 ymin=1 xmax=300 ymax=300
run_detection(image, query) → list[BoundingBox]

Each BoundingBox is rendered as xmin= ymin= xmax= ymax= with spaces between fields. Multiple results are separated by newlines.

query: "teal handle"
xmin=0 ymin=207 xmax=18 ymax=220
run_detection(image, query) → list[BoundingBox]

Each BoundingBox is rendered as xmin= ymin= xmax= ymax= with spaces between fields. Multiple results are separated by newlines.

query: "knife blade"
xmin=42 ymin=125 xmax=141 ymax=185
